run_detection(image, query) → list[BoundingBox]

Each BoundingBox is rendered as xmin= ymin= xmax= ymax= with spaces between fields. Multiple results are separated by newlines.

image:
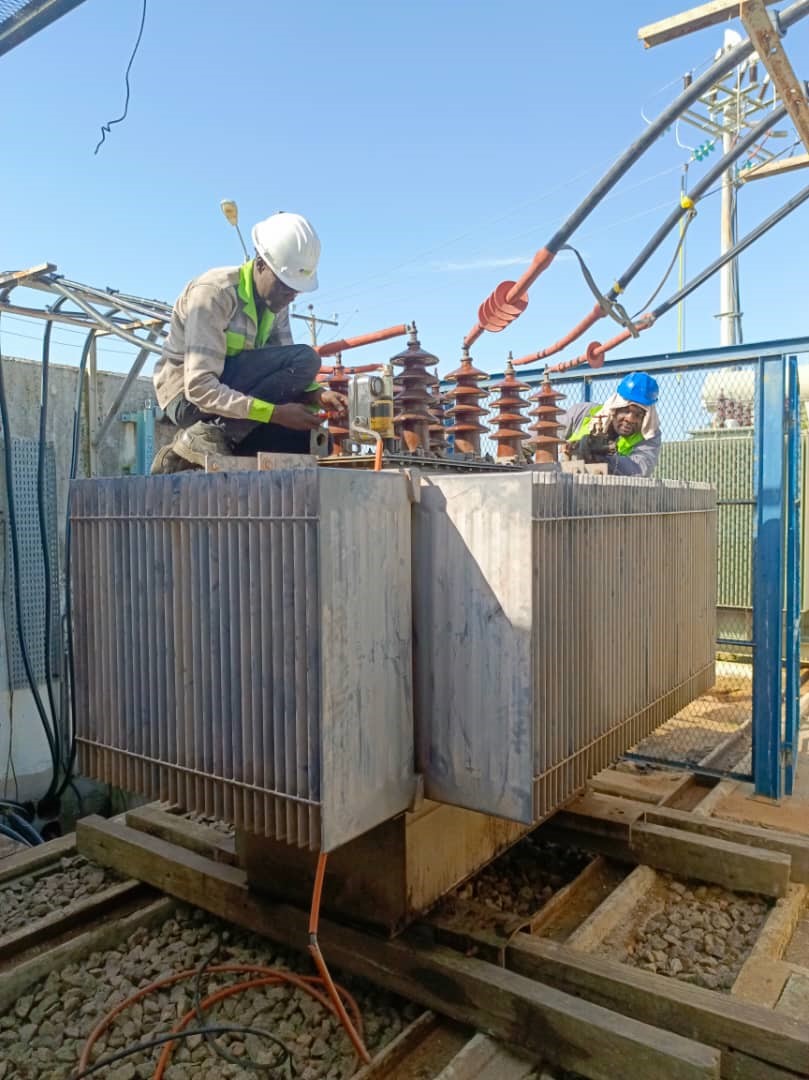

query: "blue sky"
xmin=1 ymin=0 xmax=808 ymax=379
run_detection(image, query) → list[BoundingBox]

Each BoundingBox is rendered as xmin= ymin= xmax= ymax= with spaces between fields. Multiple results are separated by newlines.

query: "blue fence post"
xmin=785 ymin=355 xmax=801 ymax=796
xmin=752 ymin=354 xmax=786 ymax=799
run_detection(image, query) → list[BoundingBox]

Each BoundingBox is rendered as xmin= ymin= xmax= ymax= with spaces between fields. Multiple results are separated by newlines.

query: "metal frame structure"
xmin=0 ymin=0 xmax=86 ymax=57
xmin=474 ymin=337 xmax=808 ymax=800
xmin=0 ymin=264 xmax=408 ymax=472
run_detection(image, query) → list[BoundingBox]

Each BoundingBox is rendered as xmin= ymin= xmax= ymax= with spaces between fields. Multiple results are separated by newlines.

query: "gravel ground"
xmin=452 ymin=837 xmax=590 ymax=918
xmin=0 ymin=855 xmax=123 ymax=934
xmin=0 ymin=905 xmax=420 ymax=1080
xmin=623 ymin=875 xmax=770 ymax=991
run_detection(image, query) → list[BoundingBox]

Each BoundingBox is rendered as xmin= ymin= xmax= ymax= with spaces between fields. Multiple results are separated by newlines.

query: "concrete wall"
xmin=0 ymin=353 xmax=158 ymax=804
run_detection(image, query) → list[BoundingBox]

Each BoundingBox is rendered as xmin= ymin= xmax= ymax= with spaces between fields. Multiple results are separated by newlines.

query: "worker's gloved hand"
xmin=578 ymin=433 xmax=614 ymax=463
xmin=270 ymin=403 xmax=325 ymax=431
xmin=318 ymin=390 xmax=348 ymax=416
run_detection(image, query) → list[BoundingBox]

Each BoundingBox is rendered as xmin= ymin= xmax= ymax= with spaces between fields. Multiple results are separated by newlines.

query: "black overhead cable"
xmin=94 ymin=0 xmax=147 ymax=155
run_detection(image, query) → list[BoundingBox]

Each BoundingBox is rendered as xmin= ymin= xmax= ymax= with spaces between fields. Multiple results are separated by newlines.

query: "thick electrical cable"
xmin=550 ymin=180 xmax=809 ymax=372
xmin=1 ymin=809 xmax=42 ymax=845
xmin=515 ymin=100 xmax=790 ymax=367
xmin=38 ymin=301 xmax=67 ymax=777
xmin=0 ymin=821 xmax=31 ymax=847
xmin=631 ymin=211 xmax=696 ymax=317
xmin=465 ymin=0 xmax=809 ymax=345
xmin=94 ymin=0 xmax=148 ymax=155
xmin=55 ymin=328 xmax=94 ymax=798
xmin=0 ymin=316 xmax=60 ymax=804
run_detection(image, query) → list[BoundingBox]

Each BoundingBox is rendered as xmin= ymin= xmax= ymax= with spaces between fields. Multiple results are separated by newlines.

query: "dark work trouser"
xmin=165 ymin=343 xmax=320 ymax=452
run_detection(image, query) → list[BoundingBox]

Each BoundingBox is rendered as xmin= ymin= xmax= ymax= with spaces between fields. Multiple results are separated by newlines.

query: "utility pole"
xmin=291 ymin=304 xmax=338 ymax=346
xmin=675 ymin=28 xmax=792 ymax=346
xmin=719 ymin=30 xmax=741 ymax=346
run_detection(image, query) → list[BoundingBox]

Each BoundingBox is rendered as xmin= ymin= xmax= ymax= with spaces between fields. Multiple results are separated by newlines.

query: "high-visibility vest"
xmin=224 ymin=260 xmax=276 ymax=356
xmin=568 ymin=405 xmax=643 ymax=457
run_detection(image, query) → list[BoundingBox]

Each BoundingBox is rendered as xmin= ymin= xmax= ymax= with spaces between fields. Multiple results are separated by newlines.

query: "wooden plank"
xmin=740 ymin=154 xmax=809 ymax=183
xmin=567 ymin=866 xmax=658 ymax=952
xmin=724 ymin=1048 xmax=807 ymax=1080
xmin=732 ymin=885 xmax=808 ymax=1005
xmin=693 ymin=780 xmax=739 ymax=817
xmin=433 ymin=1033 xmax=537 ymax=1080
xmin=638 ymin=0 xmax=779 ymax=49
xmin=550 ymin=797 xmax=792 ymax=895
xmin=500 ymin=934 xmax=809 ymax=1077
xmin=732 ymin=958 xmax=794 ymax=1010
xmin=589 ymin=768 xmax=692 ymax=805
xmin=354 ymin=1013 xmax=471 ymax=1079
xmin=643 ymin=806 xmax=809 ymax=883
xmin=776 ymin=972 xmax=809 ymax=1023
xmin=629 ymin=822 xmax=790 ymax=898
xmin=0 ymin=879 xmax=145 ymax=962
xmin=741 ymin=0 xmax=809 ymax=156
xmin=76 ymin=816 xmax=721 ymax=1080
xmin=530 ymin=856 xmax=609 ymax=936
xmin=714 ymin=790 xmax=809 ymax=838
xmin=558 ymin=790 xmax=649 ymax=827
xmin=0 ymin=896 xmax=174 ymax=1014
xmin=0 ymin=832 xmax=76 ymax=885
xmin=126 ymin=805 xmax=237 ymax=865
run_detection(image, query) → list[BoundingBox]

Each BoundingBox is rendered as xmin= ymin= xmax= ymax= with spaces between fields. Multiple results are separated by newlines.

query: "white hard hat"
xmin=251 ymin=212 xmax=320 ymax=293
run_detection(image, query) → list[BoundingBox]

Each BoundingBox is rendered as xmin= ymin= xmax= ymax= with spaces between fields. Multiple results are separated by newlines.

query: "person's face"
xmin=253 ymin=257 xmax=298 ymax=313
xmin=612 ymin=403 xmax=646 ymax=437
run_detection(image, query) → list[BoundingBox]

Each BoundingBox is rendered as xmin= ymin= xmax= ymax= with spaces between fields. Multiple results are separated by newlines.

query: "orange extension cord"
xmin=77 ymin=853 xmax=371 ymax=1078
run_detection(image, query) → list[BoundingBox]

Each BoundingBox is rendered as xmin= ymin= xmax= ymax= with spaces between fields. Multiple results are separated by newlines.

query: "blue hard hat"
xmin=617 ymin=371 xmax=659 ymax=407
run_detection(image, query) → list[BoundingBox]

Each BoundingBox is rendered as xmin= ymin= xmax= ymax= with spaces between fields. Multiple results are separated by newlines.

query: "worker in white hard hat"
xmin=151 ymin=211 xmax=347 ymax=472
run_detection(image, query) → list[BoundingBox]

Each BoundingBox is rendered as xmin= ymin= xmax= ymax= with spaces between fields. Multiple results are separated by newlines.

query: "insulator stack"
xmin=391 ymin=323 xmax=438 ymax=452
xmin=528 ymin=371 xmax=566 ymax=463
xmin=489 ymin=353 xmax=531 ymax=460
xmin=428 ymin=380 xmax=449 ymax=453
xmin=326 ymin=353 xmax=351 ymax=455
xmin=444 ymin=346 xmax=489 ymax=456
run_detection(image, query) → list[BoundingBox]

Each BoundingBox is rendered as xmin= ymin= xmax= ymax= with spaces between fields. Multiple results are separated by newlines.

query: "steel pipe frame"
xmin=752 ymin=354 xmax=787 ymax=799
xmin=473 ymin=336 xmax=809 ymax=389
xmin=785 ymin=355 xmax=802 ymax=796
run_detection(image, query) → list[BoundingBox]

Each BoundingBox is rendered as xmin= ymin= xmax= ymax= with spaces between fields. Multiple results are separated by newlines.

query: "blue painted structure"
xmin=120 ymin=402 xmax=159 ymax=476
xmin=454 ymin=337 xmax=809 ymax=799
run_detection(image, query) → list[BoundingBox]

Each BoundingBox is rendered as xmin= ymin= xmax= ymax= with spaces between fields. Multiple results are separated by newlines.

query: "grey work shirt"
xmin=153 ymin=263 xmax=294 ymax=421
xmin=561 ymin=402 xmax=661 ymax=477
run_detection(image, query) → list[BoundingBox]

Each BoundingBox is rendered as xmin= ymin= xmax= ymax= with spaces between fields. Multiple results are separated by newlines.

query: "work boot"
xmin=150 ymin=441 xmax=196 ymax=475
xmin=172 ymin=421 xmax=234 ymax=467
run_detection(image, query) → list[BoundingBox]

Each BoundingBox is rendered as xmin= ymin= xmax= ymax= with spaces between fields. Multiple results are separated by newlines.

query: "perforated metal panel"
xmin=2 ymin=438 xmax=61 ymax=689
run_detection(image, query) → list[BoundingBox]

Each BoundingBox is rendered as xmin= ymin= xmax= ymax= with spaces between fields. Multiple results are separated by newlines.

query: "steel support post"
xmin=752 ymin=353 xmax=786 ymax=799
xmin=785 ymin=355 xmax=801 ymax=795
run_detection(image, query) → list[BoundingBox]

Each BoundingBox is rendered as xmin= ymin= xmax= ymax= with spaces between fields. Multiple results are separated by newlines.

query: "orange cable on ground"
xmin=153 ymin=969 xmax=363 ymax=1078
xmin=308 ymin=852 xmax=372 ymax=1064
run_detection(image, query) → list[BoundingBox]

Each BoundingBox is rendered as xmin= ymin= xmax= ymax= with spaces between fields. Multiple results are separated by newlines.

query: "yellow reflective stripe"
xmin=568 ymin=406 xmax=642 ymax=455
xmin=238 ymin=260 xmax=275 ymax=347
xmin=237 ymin=260 xmax=257 ymax=327
xmin=567 ymin=406 xmax=601 ymax=444
xmin=256 ymin=307 xmax=275 ymax=347
xmin=616 ymin=432 xmax=643 ymax=455
xmin=248 ymin=398 xmax=274 ymax=423
xmin=225 ymin=332 xmax=245 ymax=356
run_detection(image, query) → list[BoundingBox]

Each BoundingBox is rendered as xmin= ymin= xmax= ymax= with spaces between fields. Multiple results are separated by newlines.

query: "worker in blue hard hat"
xmin=559 ymin=371 xmax=661 ymax=477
